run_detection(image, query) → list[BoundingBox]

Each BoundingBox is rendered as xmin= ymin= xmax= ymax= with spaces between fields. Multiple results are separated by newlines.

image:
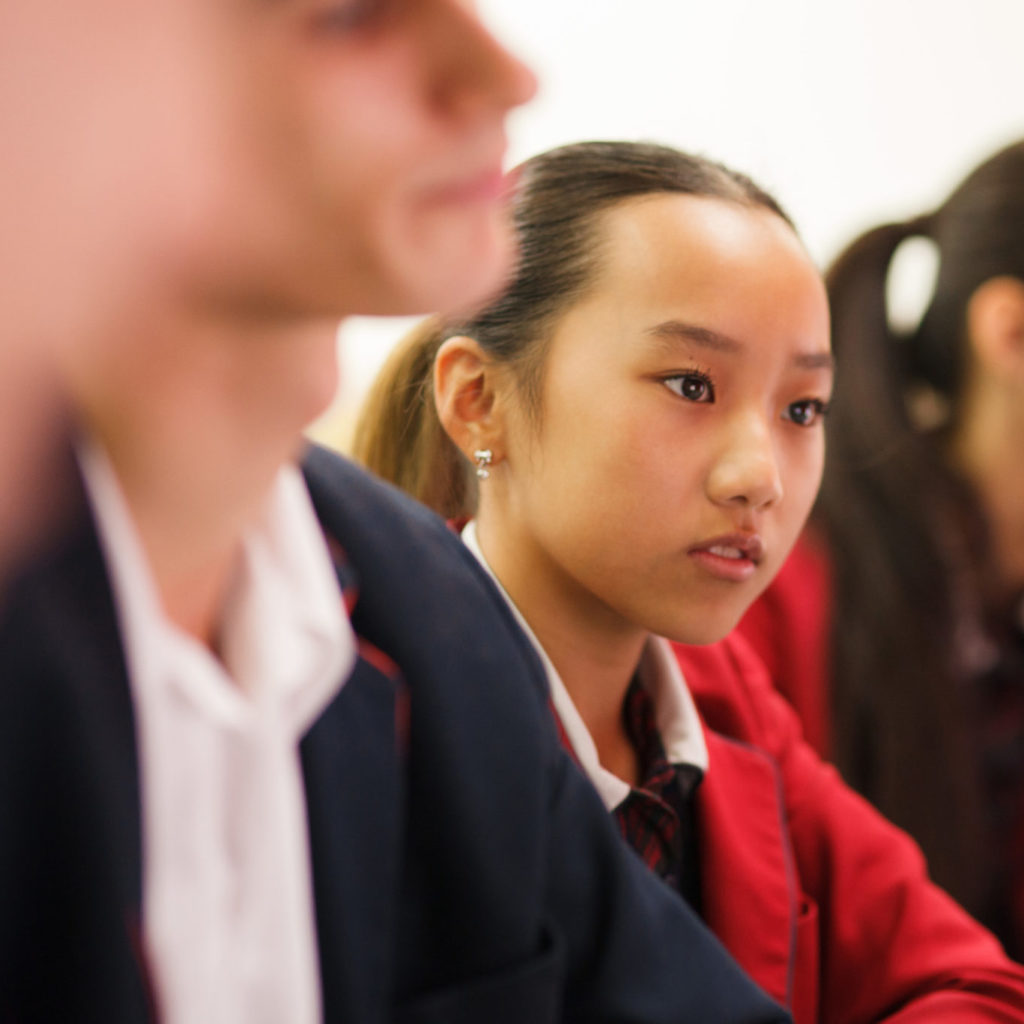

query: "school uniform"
xmin=461 ymin=522 xmax=1024 ymax=1024
xmin=0 ymin=443 xmax=790 ymax=1024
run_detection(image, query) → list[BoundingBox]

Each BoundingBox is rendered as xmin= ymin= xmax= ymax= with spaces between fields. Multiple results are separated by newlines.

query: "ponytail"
xmin=824 ymin=217 xmax=927 ymax=456
xmin=350 ymin=317 xmax=476 ymax=520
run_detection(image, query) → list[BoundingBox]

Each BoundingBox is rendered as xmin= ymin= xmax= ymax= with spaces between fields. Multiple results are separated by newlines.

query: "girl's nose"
xmin=706 ymin=416 xmax=784 ymax=512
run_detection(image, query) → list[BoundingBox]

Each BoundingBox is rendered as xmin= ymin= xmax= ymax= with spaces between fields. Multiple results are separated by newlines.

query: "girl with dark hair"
xmin=738 ymin=139 xmax=1024 ymax=955
xmin=353 ymin=140 xmax=1024 ymax=1021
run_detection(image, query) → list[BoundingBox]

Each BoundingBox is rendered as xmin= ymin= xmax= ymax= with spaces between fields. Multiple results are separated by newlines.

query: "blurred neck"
xmin=71 ymin=309 xmax=340 ymax=648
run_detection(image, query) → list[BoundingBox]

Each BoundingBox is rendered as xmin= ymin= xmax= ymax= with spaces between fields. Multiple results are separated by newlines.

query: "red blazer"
xmin=735 ymin=529 xmax=832 ymax=756
xmin=672 ymin=633 xmax=1024 ymax=1023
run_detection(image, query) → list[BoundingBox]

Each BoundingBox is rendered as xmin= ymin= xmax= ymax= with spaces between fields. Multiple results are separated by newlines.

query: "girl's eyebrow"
xmin=647 ymin=320 xmax=741 ymax=354
xmin=793 ymin=350 xmax=835 ymax=372
xmin=647 ymin=319 xmax=835 ymax=374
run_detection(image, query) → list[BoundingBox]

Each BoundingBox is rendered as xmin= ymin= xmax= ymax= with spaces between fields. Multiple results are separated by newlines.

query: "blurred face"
xmin=202 ymin=0 xmax=538 ymax=321
xmin=1 ymin=2 xmax=234 ymax=341
xmin=0 ymin=0 xmax=238 ymax=575
xmin=489 ymin=194 xmax=832 ymax=645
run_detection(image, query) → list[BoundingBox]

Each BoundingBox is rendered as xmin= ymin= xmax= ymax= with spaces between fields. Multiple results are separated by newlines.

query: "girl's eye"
xmin=663 ymin=372 xmax=715 ymax=404
xmin=784 ymin=399 xmax=830 ymax=427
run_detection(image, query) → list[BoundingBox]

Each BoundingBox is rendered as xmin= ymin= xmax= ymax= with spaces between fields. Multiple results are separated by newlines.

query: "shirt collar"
xmin=461 ymin=520 xmax=708 ymax=811
xmin=78 ymin=438 xmax=356 ymax=736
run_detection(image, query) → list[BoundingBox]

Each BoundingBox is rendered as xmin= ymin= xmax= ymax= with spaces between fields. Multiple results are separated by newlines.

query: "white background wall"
xmin=320 ymin=0 xmax=1024 ymax=447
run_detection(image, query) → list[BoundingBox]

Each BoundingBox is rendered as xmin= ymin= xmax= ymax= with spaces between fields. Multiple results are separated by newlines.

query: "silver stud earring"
xmin=473 ymin=448 xmax=493 ymax=480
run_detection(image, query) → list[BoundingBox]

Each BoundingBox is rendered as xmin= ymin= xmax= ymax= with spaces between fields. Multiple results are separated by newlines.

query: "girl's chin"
xmin=663 ymin=610 xmax=749 ymax=648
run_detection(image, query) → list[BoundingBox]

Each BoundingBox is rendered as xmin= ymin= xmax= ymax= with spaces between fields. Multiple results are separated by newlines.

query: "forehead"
xmin=581 ymin=192 xmax=828 ymax=335
xmin=535 ymin=192 xmax=830 ymax=381
xmin=594 ymin=193 xmax=804 ymax=286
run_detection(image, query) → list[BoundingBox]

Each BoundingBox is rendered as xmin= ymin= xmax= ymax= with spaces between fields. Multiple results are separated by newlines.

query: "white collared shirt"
xmin=461 ymin=521 xmax=708 ymax=809
xmin=80 ymin=442 xmax=356 ymax=1024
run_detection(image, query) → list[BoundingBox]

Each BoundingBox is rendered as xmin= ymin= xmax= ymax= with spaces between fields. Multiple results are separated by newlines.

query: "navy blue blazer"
xmin=0 ymin=445 xmax=789 ymax=1023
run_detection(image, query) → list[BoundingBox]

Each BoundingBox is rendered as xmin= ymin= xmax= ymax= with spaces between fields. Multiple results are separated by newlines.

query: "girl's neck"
xmin=474 ymin=514 xmax=648 ymax=785
xmin=72 ymin=309 xmax=341 ymax=648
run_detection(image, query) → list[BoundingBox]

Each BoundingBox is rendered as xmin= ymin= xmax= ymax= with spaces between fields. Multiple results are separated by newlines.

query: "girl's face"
xmin=488 ymin=194 xmax=832 ymax=646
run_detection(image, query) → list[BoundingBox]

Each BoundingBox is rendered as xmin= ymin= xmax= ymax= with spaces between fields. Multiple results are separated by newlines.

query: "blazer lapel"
xmin=2 ymin=478 xmax=154 ymax=1018
xmin=301 ymin=570 xmax=406 ymax=1024
xmin=698 ymin=729 xmax=796 ymax=1011
xmin=51 ymin=503 xmax=144 ymax=908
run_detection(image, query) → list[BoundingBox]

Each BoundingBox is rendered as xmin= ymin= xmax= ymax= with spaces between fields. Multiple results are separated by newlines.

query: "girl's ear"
xmin=434 ymin=335 xmax=508 ymax=465
xmin=966 ymin=276 xmax=1024 ymax=382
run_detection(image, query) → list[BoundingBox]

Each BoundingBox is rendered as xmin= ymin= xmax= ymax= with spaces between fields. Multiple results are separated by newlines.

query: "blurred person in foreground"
xmin=0 ymin=1 xmax=239 ymax=581
xmin=0 ymin=2 xmax=794 ymax=1022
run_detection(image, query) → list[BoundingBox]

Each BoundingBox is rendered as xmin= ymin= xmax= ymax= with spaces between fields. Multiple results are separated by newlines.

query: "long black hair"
xmin=816 ymin=139 xmax=1024 ymax=921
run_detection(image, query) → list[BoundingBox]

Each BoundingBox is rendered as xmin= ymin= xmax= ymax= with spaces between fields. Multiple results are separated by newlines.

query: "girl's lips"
xmin=688 ymin=533 xmax=764 ymax=583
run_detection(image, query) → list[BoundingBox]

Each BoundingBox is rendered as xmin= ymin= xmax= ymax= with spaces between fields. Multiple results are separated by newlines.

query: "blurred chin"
xmin=377 ymin=205 xmax=516 ymax=318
